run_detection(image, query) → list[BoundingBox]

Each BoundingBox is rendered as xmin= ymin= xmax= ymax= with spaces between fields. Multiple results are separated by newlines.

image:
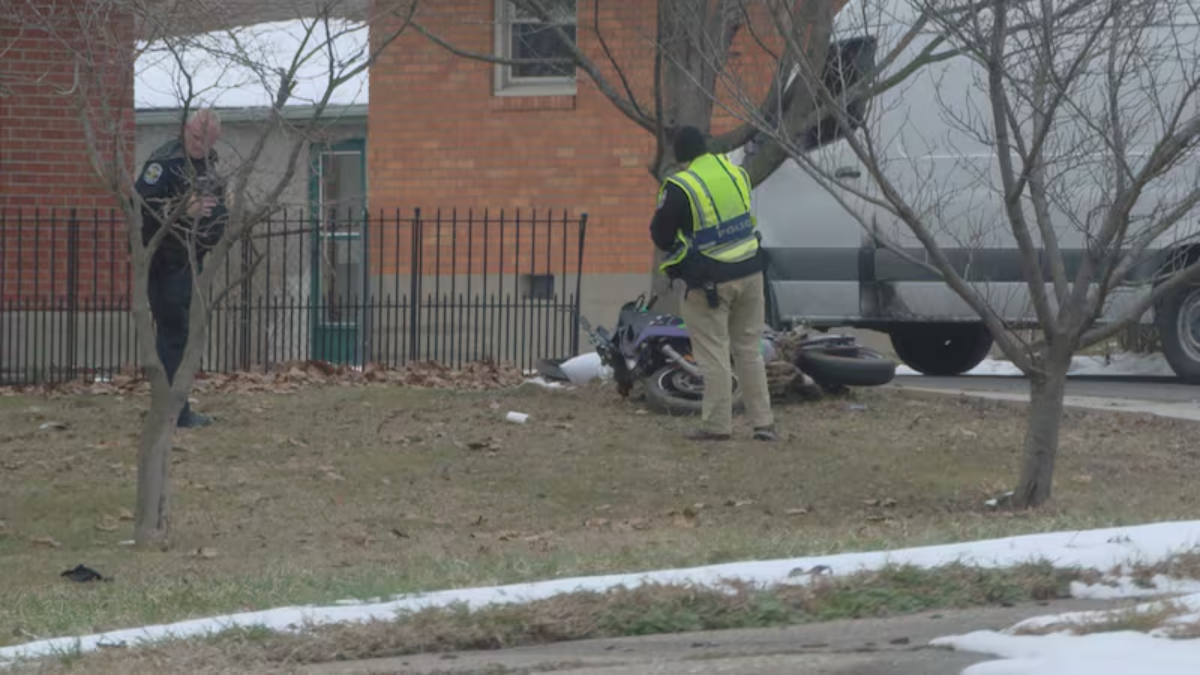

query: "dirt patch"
xmin=1120 ymin=552 xmax=1200 ymax=586
xmin=3 ymin=373 xmax=1200 ymax=648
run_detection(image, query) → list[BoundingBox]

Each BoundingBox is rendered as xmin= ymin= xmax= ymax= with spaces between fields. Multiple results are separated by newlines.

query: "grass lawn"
xmin=2 ymin=367 xmax=1199 ymax=658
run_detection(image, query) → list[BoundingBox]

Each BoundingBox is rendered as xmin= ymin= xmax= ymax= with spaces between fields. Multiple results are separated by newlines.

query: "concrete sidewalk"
xmin=893 ymin=377 xmax=1200 ymax=422
xmin=300 ymin=599 xmax=1127 ymax=674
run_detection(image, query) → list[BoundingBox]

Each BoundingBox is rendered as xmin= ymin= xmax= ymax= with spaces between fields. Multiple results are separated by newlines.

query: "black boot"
xmin=177 ymin=401 xmax=212 ymax=429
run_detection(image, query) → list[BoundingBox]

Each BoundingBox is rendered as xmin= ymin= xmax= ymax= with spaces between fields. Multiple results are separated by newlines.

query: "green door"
xmin=309 ymin=138 xmax=367 ymax=365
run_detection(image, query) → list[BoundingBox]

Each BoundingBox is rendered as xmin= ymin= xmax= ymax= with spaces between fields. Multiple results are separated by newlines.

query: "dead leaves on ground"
xmin=584 ymin=505 xmax=703 ymax=533
xmin=189 ymin=546 xmax=220 ymax=559
xmin=0 ymin=360 xmax=527 ymax=399
xmin=466 ymin=437 xmax=503 ymax=453
xmin=94 ymin=508 xmax=135 ymax=533
xmin=496 ymin=530 xmax=556 ymax=550
xmin=861 ymin=496 xmax=899 ymax=523
xmin=317 ymin=465 xmax=346 ymax=482
xmin=95 ymin=517 xmax=120 ymax=533
xmin=196 ymin=360 xmax=525 ymax=395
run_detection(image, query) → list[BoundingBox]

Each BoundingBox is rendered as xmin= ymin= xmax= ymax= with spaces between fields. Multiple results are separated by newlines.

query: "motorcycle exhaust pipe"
xmin=661 ymin=345 xmax=705 ymax=379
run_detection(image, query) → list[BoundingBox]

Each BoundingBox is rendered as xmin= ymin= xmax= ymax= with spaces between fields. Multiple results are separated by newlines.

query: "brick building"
xmin=1 ymin=0 xmax=837 ymax=380
xmin=1 ymin=1 xmax=135 ymax=281
xmin=367 ymin=0 xmax=785 ymax=322
xmin=1 ymin=2 xmax=136 ymax=380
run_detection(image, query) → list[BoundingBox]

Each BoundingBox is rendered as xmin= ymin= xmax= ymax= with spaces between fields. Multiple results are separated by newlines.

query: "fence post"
xmin=310 ymin=208 xmax=321 ymax=364
xmin=66 ymin=209 xmax=80 ymax=381
xmin=571 ymin=212 xmax=588 ymax=355
xmin=408 ymin=207 xmax=422 ymax=362
xmin=239 ymin=227 xmax=252 ymax=371
xmin=360 ymin=208 xmax=371 ymax=365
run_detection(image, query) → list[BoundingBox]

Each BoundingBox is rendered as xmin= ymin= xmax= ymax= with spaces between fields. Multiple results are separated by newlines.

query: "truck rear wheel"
xmin=1156 ymin=284 xmax=1200 ymax=383
xmin=889 ymin=323 xmax=994 ymax=376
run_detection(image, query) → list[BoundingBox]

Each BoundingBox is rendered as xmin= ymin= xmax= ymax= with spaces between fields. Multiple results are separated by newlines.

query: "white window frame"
xmin=492 ymin=0 xmax=578 ymax=97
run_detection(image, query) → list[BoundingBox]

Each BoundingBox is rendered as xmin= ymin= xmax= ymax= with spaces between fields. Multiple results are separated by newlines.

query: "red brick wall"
xmin=368 ymin=0 xmax=802 ymax=277
xmin=0 ymin=0 xmax=135 ymax=304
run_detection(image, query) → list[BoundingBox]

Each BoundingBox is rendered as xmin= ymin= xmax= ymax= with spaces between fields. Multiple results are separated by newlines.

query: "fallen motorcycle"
xmin=543 ymin=293 xmax=896 ymax=416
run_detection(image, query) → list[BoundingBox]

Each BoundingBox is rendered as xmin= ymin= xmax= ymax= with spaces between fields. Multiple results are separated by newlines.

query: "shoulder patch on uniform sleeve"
xmin=656 ymin=191 xmax=667 ymax=210
xmin=143 ymin=163 xmax=163 ymax=185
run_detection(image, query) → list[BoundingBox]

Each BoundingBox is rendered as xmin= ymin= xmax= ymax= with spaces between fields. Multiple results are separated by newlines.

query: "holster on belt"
xmin=674 ymin=249 xmax=721 ymax=310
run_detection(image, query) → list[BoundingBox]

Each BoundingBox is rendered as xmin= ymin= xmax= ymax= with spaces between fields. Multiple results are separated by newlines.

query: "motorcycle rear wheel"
xmin=644 ymin=363 xmax=745 ymax=417
xmin=794 ymin=347 xmax=897 ymax=387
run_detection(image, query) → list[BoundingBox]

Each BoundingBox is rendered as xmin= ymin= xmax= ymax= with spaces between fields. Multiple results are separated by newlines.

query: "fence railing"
xmin=0 ymin=207 xmax=588 ymax=384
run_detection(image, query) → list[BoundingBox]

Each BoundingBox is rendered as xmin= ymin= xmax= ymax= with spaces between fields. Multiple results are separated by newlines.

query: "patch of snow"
xmin=933 ymin=592 xmax=1200 ymax=674
xmin=966 ymin=358 xmax=1027 ymax=377
xmin=135 ymin=19 xmax=369 ymax=110
xmin=896 ymin=352 xmax=1177 ymax=379
xmin=1067 ymin=352 xmax=1177 ymax=378
xmin=4 ymin=520 xmax=1200 ymax=665
xmin=1162 ymin=611 xmax=1200 ymax=633
xmin=1007 ymin=593 xmax=1200 ymax=634
xmin=933 ymin=630 xmax=1200 ymax=675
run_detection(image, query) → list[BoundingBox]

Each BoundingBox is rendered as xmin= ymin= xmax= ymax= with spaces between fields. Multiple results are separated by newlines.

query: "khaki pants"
xmin=679 ymin=272 xmax=774 ymax=435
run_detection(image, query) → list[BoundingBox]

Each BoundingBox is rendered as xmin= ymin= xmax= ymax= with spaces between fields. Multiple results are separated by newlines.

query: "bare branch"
xmin=984 ymin=0 xmax=1057 ymax=334
xmin=1080 ymin=256 xmax=1200 ymax=349
xmin=409 ymin=20 xmax=571 ymax=69
xmin=590 ymin=0 xmax=650 ymax=123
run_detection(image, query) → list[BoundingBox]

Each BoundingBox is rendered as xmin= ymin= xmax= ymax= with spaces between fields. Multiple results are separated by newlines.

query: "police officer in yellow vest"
xmin=650 ymin=126 xmax=776 ymax=442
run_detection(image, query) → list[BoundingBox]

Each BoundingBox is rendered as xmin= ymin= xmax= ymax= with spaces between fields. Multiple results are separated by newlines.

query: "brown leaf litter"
xmin=0 ymin=360 xmax=527 ymax=398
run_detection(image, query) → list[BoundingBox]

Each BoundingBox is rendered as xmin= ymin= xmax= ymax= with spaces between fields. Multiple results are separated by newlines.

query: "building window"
xmin=520 ymin=273 xmax=556 ymax=300
xmin=494 ymin=0 xmax=577 ymax=96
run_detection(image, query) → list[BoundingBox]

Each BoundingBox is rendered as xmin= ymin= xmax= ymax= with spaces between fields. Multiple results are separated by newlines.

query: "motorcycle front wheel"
xmin=644 ymin=363 xmax=745 ymax=417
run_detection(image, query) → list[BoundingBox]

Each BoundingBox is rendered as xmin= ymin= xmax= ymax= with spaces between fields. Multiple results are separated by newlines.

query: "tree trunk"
xmin=1011 ymin=360 xmax=1069 ymax=509
xmin=134 ymin=378 xmax=185 ymax=546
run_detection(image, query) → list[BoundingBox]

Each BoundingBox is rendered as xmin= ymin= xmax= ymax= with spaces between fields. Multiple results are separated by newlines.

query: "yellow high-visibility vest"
xmin=657 ymin=152 xmax=758 ymax=275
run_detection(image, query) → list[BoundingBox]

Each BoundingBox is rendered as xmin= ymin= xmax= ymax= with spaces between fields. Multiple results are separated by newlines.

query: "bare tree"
xmin=1 ymin=0 xmax=418 ymax=545
xmin=411 ymin=0 xmax=852 ymax=312
xmin=708 ymin=0 xmax=1200 ymax=507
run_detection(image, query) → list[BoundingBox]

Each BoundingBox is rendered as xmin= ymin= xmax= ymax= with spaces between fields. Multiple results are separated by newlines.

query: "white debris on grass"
xmin=522 ymin=376 xmax=571 ymax=390
xmin=556 ymin=351 xmax=614 ymax=385
xmin=520 ymin=352 xmax=615 ymax=390
xmin=520 ymin=352 xmax=614 ymax=390
xmin=4 ymin=520 xmax=1200 ymax=666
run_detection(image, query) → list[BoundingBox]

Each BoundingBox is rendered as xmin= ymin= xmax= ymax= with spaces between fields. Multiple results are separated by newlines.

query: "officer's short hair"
xmin=188 ymin=108 xmax=221 ymax=132
xmin=674 ymin=126 xmax=707 ymax=164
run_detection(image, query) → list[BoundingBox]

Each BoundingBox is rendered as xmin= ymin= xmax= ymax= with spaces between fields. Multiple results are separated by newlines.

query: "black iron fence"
xmin=0 ymin=207 xmax=588 ymax=384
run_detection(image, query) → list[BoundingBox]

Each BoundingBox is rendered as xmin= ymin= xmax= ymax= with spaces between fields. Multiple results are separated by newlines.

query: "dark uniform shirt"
xmin=649 ymin=179 xmax=764 ymax=285
xmin=134 ymin=139 xmax=227 ymax=271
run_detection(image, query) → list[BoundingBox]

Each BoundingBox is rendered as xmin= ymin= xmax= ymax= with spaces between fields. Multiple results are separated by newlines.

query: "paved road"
xmin=895 ymin=374 xmax=1200 ymax=404
xmin=302 ymin=600 xmax=1125 ymax=675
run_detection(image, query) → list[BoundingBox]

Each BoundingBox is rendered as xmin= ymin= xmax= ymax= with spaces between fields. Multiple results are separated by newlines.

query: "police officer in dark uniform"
xmin=134 ymin=109 xmax=227 ymax=428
